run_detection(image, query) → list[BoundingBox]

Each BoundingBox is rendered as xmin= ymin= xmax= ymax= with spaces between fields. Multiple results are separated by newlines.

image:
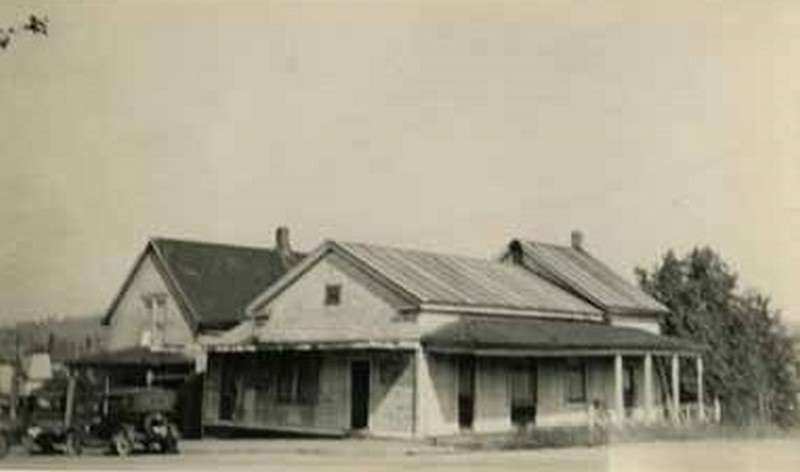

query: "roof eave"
xmin=102 ymin=242 xmax=154 ymax=326
xmin=422 ymin=343 xmax=703 ymax=356
xmin=418 ymin=302 xmax=602 ymax=321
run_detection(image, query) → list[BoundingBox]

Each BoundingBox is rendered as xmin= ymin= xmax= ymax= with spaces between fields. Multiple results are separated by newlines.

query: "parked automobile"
xmin=20 ymin=375 xmax=93 ymax=456
xmin=20 ymin=374 xmax=180 ymax=457
xmin=98 ymin=387 xmax=181 ymax=456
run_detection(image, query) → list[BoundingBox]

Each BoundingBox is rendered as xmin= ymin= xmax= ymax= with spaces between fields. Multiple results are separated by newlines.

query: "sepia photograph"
xmin=1 ymin=1 xmax=799 ymax=470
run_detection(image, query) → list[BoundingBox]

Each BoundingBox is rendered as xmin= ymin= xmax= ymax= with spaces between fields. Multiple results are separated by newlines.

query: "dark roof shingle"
xmin=423 ymin=316 xmax=700 ymax=353
xmin=151 ymin=238 xmax=302 ymax=329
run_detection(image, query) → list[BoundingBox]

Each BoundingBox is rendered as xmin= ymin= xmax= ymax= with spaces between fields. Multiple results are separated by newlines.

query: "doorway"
xmin=624 ymin=363 xmax=637 ymax=416
xmin=510 ymin=359 xmax=537 ymax=427
xmin=218 ymin=358 xmax=238 ymax=421
xmin=350 ymin=360 xmax=370 ymax=430
xmin=457 ymin=356 xmax=476 ymax=430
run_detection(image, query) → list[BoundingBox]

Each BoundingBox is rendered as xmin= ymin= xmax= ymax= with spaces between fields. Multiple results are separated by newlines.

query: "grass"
xmin=429 ymin=423 xmax=800 ymax=452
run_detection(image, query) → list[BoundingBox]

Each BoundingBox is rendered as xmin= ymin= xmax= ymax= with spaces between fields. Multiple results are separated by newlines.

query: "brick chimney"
xmin=571 ymin=230 xmax=585 ymax=251
xmin=508 ymin=239 xmax=524 ymax=264
xmin=275 ymin=226 xmax=293 ymax=267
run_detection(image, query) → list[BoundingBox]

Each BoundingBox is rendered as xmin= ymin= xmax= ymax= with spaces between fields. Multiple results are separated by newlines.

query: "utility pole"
xmin=9 ymin=325 xmax=20 ymax=421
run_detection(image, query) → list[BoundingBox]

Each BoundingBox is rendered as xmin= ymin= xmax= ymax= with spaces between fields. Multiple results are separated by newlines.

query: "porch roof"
xmin=68 ymin=346 xmax=194 ymax=368
xmin=422 ymin=317 xmax=702 ymax=355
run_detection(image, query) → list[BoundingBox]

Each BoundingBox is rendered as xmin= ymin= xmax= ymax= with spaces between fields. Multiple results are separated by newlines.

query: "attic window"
xmin=325 ymin=284 xmax=342 ymax=306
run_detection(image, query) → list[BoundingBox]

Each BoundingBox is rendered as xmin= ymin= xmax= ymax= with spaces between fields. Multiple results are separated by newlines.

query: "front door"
xmin=457 ymin=356 xmax=476 ymax=430
xmin=218 ymin=358 xmax=238 ymax=421
xmin=510 ymin=359 xmax=537 ymax=427
xmin=624 ymin=364 xmax=637 ymax=415
xmin=350 ymin=360 xmax=370 ymax=430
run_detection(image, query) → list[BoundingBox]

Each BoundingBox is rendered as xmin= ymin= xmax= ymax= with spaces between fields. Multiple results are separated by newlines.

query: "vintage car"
xmin=20 ymin=375 xmax=94 ymax=456
xmin=99 ymin=387 xmax=181 ymax=456
xmin=21 ymin=375 xmax=180 ymax=456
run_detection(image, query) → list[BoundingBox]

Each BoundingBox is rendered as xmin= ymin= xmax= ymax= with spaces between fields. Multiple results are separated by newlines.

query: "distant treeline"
xmin=0 ymin=316 xmax=107 ymax=363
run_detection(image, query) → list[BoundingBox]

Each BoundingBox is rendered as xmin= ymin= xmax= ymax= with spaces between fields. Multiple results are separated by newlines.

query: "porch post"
xmin=413 ymin=348 xmax=427 ymax=437
xmin=613 ymin=353 xmax=624 ymax=425
xmin=643 ymin=353 xmax=654 ymax=423
xmin=696 ymin=355 xmax=705 ymax=422
xmin=670 ymin=354 xmax=680 ymax=424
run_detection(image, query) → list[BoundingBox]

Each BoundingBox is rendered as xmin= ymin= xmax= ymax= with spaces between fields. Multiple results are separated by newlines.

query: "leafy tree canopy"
xmin=1 ymin=14 xmax=48 ymax=51
xmin=637 ymin=247 xmax=799 ymax=426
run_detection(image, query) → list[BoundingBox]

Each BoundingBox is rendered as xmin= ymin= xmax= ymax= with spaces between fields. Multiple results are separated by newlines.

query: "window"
xmin=565 ymin=359 xmax=587 ymax=403
xmin=296 ymin=357 xmax=321 ymax=404
xmin=276 ymin=363 xmax=296 ymax=403
xmin=141 ymin=292 xmax=168 ymax=347
xmin=325 ymin=284 xmax=342 ymax=305
xmin=510 ymin=360 xmax=537 ymax=426
xmin=276 ymin=354 xmax=321 ymax=405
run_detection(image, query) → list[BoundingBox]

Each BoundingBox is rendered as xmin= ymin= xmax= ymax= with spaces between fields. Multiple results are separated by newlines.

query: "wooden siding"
xmin=249 ymin=252 xmax=419 ymax=344
xmin=107 ymin=254 xmax=195 ymax=351
xmin=203 ymin=351 xmax=416 ymax=437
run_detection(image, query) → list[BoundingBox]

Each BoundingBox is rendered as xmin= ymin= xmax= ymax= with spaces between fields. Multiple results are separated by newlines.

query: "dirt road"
xmin=1 ymin=437 xmax=798 ymax=471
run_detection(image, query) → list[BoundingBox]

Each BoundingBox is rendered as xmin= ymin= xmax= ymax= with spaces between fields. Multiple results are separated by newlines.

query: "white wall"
xmin=473 ymin=357 xmax=512 ymax=432
xmin=204 ymin=350 xmax=416 ymax=437
xmin=107 ymin=253 xmax=195 ymax=351
xmin=415 ymin=351 xmax=459 ymax=437
xmin=251 ymin=252 xmax=419 ymax=344
xmin=370 ymin=351 xmax=416 ymax=437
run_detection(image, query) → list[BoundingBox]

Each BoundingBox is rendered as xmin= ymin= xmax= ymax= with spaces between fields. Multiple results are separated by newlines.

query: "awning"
xmin=68 ymin=346 xmax=194 ymax=368
xmin=422 ymin=317 xmax=702 ymax=356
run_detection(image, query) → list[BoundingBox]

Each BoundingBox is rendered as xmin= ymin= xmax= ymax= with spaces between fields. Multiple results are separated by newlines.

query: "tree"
xmin=636 ymin=247 xmax=799 ymax=427
xmin=0 ymin=14 xmax=48 ymax=51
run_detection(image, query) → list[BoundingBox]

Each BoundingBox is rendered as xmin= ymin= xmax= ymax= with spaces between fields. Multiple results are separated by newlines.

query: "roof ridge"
xmin=522 ymin=240 xmax=577 ymax=251
xmin=335 ymin=240 xmax=516 ymax=265
xmin=150 ymin=236 xmax=290 ymax=253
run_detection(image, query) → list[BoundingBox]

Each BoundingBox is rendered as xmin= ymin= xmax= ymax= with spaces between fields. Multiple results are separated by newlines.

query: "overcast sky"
xmin=1 ymin=0 xmax=798 ymax=326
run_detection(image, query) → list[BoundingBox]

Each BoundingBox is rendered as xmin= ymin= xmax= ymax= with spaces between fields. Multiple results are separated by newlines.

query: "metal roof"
xmin=423 ymin=317 xmax=700 ymax=353
xmin=511 ymin=240 xmax=669 ymax=315
xmin=336 ymin=242 xmax=603 ymax=316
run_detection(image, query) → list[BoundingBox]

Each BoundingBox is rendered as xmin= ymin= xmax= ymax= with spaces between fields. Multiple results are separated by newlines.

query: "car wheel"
xmin=112 ymin=431 xmax=133 ymax=457
xmin=162 ymin=437 xmax=179 ymax=454
xmin=39 ymin=439 xmax=55 ymax=455
xmin=0 ymin=433 xmax=9 ymax=459
xmin=21 ymin=435 xmax=36 ymax=455
xmin=65 ymin=432 xmax=83 ymax=456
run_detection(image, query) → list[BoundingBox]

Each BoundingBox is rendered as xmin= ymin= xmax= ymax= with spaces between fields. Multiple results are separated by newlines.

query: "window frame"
xmin=275 ymin=354 xmax=321 ymax=405
xmin=564 ymin=359 xmax=588 ymax=404
xmin=324 ymin=284 xmax=342 ymax=306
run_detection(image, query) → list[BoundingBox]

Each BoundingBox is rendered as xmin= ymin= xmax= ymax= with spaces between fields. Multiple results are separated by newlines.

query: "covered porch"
xmin=418 ymin=316 xmax=710 ymax=435
xmin=203 ymin=341 xmax=418 ymax=438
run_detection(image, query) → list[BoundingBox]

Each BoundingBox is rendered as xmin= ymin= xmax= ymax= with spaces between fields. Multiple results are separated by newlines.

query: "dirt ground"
xmin=1 ymin=437 xmax=799 ymax=471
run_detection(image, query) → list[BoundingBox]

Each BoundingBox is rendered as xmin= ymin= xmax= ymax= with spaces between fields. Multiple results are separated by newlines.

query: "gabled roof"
xmin=507 ymin=240 xmax=669 ymax=316
xmin=105 ymin=238 xmax=303 ymax=331
xmin=248 ymin=240 xmax=603 ymax=320
xmin=423 ymin=316 xmax=700 ymax=354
